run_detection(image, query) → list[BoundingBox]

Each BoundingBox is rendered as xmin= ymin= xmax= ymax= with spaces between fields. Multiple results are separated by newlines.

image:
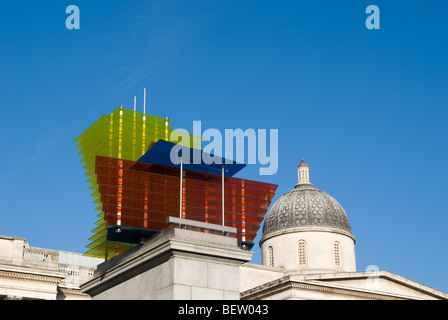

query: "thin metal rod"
xmin=134 ymin=96 xmax=136 ymax=112
xmin=180 ymin=158 xmax=183 ymax=219
xmin=222 ymin=165 xmax=225 ymax=226
xmin=143 ymin=88 xmax=147 ymax=114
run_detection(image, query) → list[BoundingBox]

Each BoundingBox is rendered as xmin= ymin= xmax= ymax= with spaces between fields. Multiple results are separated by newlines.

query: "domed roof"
xmin=262 ymin=160 xmax=354 ymax=241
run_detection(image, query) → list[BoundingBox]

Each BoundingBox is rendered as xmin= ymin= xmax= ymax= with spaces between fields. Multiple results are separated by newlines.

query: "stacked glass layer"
xmin=95 ymin=155 xmax=277 ymax=249
xmin=76 ymin=107 xmax=277 ymax=260
xmin=75 ymin=107 xmax=199 ymax=258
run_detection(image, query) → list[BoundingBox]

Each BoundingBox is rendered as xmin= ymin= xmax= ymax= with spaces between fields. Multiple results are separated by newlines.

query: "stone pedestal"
xmin=81 ymin=227 xmax=253 ymax=300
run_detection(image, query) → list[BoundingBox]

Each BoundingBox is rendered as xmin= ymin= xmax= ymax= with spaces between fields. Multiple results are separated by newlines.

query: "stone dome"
xmin=262 ymin=160 xmax=354 ymax=241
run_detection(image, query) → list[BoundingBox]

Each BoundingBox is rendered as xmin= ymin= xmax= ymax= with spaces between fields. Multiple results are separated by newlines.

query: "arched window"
xmin=298 ymin=240 xmax=307 ymax=266
xmin=334 ymin=241 xmax=341 ymax=267
xmin=268 ymin=246 xmax=274 ymax=267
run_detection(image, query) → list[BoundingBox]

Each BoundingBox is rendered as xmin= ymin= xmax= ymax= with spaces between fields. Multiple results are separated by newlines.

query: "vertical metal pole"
xmin=222 ymin=165 xmax=225 ymax=226
xmin=180 ymin=158 xmax=183 ymax=219
xmin=143 ymin=88 xmax=147 ymax=114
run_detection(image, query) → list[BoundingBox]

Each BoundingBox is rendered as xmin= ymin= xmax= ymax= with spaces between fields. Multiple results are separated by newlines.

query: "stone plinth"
xmin=81 ymin=227 xmax=253 ymax=300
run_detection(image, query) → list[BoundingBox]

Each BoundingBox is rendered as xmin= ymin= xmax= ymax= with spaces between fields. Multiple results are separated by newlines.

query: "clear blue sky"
xmin=1 ymin=1 xmax=447 ymax=293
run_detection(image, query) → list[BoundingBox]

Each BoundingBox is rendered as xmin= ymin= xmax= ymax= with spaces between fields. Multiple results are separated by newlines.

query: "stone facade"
xmin=2 ymin=228 xmax=447 ymax=300
xmin=0 ymin=235 xmax=103 ymax=300
xmin=260 ymin=228 xmax=356 ymax=273
xmin=239 ymin=265 xmax=448 ymax=300
xmin=3 ymin=160 xmax=448 ymax=300
xmin=237 ymin=160 xmax=448 ymax=300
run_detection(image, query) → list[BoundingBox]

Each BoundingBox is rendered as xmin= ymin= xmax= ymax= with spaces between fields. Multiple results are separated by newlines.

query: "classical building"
xmin=80 ymin=160 xmax=448 ymax=300
xmin=239 ymin=160 xmax=448 ymax=300
xmin=0 ymin=235 xmax=103 ymax=300
xmin=2 ymin=159 xmax=447 ymax=300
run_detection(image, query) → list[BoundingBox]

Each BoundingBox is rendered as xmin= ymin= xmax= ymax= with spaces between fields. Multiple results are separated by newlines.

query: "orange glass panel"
xmin=95 ymin=155 xmax=277 ymax=244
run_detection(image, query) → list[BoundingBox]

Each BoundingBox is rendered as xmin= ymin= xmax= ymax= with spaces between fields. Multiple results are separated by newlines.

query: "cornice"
xmin=59 ymin=287 xmax=91 ymax=298
xmin=240 ymin=276 xmax=404 ymax=300
xmin=260 ymin=226 xmax=356 ymax=245
xmin=0 ymin=269 xmax=62 ymax=284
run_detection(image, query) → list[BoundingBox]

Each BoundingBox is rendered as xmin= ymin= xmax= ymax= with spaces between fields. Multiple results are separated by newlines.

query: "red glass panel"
xmin=95 ymin=155 xmax=277 ymax=244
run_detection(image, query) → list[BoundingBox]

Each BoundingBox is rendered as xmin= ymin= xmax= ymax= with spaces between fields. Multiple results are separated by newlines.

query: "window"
xmin=268 ymin=246 xmax=274 ymax=267
xmin=334 ymin=241 xmax=341 ymax=267
xmin=298 ymin=240 xmax=307 ymax=266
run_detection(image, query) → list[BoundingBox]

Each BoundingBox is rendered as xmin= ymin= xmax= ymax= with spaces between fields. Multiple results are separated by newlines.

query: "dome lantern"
xmin=297 ymin=158 xmax=312 ymax=186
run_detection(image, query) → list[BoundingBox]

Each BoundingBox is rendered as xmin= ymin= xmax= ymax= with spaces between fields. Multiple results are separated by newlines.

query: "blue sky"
xmin=1 ymin=1 xmax=447 ymax=293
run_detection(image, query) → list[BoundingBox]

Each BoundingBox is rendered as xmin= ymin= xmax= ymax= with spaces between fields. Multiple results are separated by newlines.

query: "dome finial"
xmin=298 ymin=158 xmax=308 ymax=168
xmin=297 ymin=158 xmax=310 ymax=185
